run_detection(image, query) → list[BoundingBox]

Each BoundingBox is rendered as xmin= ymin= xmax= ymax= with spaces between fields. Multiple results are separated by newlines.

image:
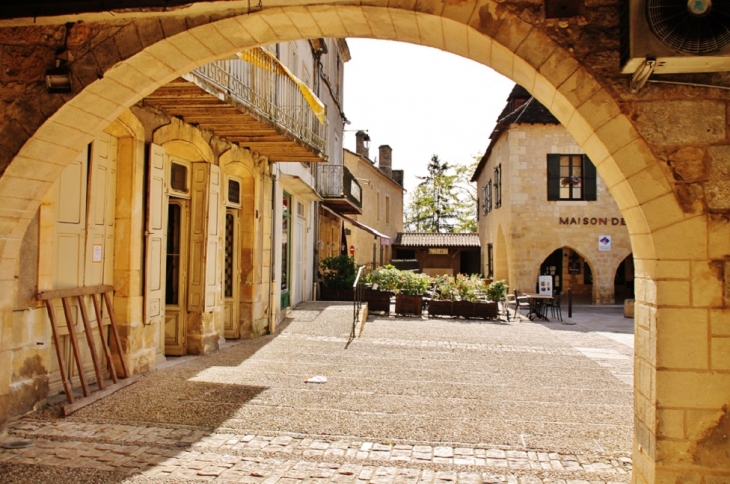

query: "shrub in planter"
xmin=394 ymin=270 xmax=430 ymax=316
xmin=365 ymin=265 xmax=401 ymax=293
xmin=319 ymin=255 xmax=357 ymax=301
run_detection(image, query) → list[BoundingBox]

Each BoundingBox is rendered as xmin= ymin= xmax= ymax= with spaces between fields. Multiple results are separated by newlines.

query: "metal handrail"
xmin=186 ymin=53 xmax=328 ymax=155
xmin=351 ymin=265 xmax=366 ymax=341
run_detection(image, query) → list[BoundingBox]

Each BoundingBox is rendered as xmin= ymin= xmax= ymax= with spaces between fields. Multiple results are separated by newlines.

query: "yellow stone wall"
xmin=0 ymin=109 xmax=275 ymax=423
xmin=343 ymin=150 xmax=404 ymax=268
xmin=475 ymin=124 xmax=631 ymax=303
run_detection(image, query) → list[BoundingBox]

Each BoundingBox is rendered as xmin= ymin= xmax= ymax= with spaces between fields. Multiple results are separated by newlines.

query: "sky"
xmin=341 ymin=39 xmax=516 ymax=194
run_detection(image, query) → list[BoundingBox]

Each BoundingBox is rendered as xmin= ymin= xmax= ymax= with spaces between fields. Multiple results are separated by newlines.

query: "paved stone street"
xmin=0 ymin=303 xmax=634 ymax=483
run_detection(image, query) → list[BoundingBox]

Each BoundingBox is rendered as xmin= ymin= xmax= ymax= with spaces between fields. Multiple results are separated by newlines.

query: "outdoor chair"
xmin=512 ymin=290 xmax=531 ymax=321
xmin=544 ymin=292 xmax=563 ymax=322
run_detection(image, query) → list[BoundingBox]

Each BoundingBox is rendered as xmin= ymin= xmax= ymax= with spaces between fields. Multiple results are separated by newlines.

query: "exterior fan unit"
xmin=620 ymin=0 xmax=730 ymax=75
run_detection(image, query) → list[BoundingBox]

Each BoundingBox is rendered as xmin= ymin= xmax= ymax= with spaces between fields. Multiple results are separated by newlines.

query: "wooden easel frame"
xmin=38 ymin=285 xmax=138 ymax=415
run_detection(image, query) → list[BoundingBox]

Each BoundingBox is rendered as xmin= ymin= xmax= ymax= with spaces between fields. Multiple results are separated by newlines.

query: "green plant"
xmin=397 ymin=271 xmax=432 ymax=296
xmin=432 ymin=275 xmax=458 ymax=300
xmin=453 ymin=273 xmax=485 ymax=302
xmin=486 ymin=280 xmax=509 ymax=302
xmin=319 ymin=255 xmax=358 ymax=290
xmin=365 ymin=265 xmax=401 ymax=292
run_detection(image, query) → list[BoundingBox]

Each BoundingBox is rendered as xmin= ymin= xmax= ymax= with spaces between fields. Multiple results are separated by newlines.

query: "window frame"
xmin=547 ymin=154 xmax=597 ymax=201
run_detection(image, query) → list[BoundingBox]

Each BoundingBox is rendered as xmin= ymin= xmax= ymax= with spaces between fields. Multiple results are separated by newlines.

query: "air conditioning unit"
xmin=620 ymin=0 xmax=730 ymax=75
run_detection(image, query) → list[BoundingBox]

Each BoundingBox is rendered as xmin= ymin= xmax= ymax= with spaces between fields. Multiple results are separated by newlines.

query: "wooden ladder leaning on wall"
xmin=37 ymin=285 xmax=139 ymax=416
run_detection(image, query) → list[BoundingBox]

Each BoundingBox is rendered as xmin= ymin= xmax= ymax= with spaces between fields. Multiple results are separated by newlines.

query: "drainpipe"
xmin=269 ymin=164 xmax=278 ymax=334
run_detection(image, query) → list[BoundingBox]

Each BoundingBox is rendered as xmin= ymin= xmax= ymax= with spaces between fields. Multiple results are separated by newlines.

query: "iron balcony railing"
xmin=186 ymin=51 xmax=328 ymax=156
xmin=317 ymin=164 xmax=363 ymax=210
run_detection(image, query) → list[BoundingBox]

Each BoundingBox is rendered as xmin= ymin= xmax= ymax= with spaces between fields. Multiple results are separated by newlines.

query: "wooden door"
xmin=49 ymin=147 xmax=88 ymax=393
xmin=48 ymin=133 xmax=118 ymax=393
xmin=79 ymin=133 xmax=117 ymax=381
xmin=164 ymin=199 xmax=189 ymax=356
xmin=294 ymin=216 xmax=304 ymax=305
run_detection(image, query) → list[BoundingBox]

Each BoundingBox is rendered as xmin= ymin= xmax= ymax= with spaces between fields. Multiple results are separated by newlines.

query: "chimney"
xmin=391 ymin=169 xmax=404 ymax=187
xmin=355 ymin=130 xmax=370 ymax=158
xmin=378 ymin=145 xmax=393 ymax=179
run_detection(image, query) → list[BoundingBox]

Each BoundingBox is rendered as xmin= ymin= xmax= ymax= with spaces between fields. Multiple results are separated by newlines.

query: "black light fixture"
xmin=45 ymin=22 xmax=74 ymax=94
xmin=45 ymin=59 xmax=72 ymax=93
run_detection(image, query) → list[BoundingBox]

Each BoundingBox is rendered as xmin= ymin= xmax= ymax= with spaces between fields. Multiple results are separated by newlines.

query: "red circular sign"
xmin=349 ymin=245 xmax=355 ymax=255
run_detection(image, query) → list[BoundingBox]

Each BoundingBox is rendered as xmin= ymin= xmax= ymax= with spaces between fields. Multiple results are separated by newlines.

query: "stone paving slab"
xmin=4 ymin=420 xmax=631 ymax=477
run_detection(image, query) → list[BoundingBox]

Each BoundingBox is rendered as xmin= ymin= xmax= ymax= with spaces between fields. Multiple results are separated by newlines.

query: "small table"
xmin=524 ymin=293 xmax=554 ymax=321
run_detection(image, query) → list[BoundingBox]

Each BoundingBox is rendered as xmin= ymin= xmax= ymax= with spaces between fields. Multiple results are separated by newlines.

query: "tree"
xmin=404 ymin=154 xmax=475 ymax=233
xmin=450 ymin=156 xmax=480 ymax=233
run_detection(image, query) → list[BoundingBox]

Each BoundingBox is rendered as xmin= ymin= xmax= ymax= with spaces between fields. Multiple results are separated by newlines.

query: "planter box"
xmin=319 ymin=288 xmax=354 ymax=301
xmin=427 ymin=300 xmax=453 ymax=317
xmin=364 ymin=288 xmax=392 ymax=313
xmin=395 ymin=294 xmax=423 ymax=316
xmin=452 ymin=300 xmax=473 ymax=318
xmin=472 ymin=301 xmax=498 ymax=320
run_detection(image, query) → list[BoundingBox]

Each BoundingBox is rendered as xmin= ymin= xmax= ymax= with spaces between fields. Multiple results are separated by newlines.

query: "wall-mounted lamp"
xmin=45 ymin=60 xmax=72 ymax=94
xmin=46 ymin=22 xmax=74 ymax=94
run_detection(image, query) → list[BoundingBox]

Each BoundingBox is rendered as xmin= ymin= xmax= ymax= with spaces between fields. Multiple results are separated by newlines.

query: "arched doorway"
xmin=538 ymin=247 xmax=594 ymax=305
xmin=614 ymin=254 xmax=635 ymax=303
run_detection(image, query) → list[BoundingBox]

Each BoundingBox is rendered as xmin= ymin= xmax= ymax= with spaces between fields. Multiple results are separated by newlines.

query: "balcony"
xmin=317 ymin=165 xmax=363 ymax=214
xmin=143 ymin=48 xmax=328 ymax=163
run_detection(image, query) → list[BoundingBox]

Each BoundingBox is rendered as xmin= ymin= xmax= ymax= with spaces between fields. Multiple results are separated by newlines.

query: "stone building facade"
xmin=3 ymin=39 xmax=346 ymax=428
xmin=0 ymin=2 xmax=729 ymax=481
xmin=343 ymin=137 xmax=404 ymax=268
xmin=473 ymin=85 xmax=632 ymax=304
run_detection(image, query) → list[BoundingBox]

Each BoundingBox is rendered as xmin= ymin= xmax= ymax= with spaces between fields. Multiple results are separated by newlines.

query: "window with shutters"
xmin=482 ymin=181 xmax=492 ymax=215
xmin=547 ymin=154 xmax=596 ymax=201
xmin=494 ymin=164 xmax=502 ymax=208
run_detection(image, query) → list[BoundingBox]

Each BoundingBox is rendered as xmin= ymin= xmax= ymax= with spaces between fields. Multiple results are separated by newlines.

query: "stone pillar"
xmin=379 ymin=145 xmax=393 ymax=179
xmin=355 ymin=131 xmax=370 ymax=159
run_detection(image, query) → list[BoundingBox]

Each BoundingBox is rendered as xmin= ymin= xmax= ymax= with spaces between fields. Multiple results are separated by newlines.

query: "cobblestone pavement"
xmin=0 ymin=303 xmax=634 ymax=483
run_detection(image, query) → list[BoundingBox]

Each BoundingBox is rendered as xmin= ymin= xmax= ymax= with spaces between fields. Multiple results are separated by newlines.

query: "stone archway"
xmin=0 ymin=4 xmax=727 ymax=482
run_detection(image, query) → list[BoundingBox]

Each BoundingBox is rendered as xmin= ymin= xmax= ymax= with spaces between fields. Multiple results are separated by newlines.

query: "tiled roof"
xmin=494 ymin=84 xmax=558 ymax=131
xmin=393 ymin=232 xmax=480 ymax=247
xmin=471 ymin=84 xmax=559 ymax=182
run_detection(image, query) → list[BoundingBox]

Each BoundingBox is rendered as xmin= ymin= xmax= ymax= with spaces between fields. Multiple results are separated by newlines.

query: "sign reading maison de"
xmin=559 ymin=216 xmax=626 ymax=226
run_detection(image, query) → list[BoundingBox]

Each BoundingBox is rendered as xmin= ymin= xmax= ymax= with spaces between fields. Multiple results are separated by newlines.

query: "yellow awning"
xmin=237 ymin=47 xmax=327 ymax=125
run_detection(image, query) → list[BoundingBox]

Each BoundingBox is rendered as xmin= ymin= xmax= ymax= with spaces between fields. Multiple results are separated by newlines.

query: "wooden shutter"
xmin=547 ymin=154 xmax=561 ymax=201
xmin=145 ymin=143 xmax=167 ymax=326
xmin=188 ymin=163 xmax=207 ymax=311
xmin=583 ymin=156 xmax=597 ymax=201
xmin=205 ymin=164 xmax=222 ymax=312
xmin=476 ymin=197 xmax=480 ymax=221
